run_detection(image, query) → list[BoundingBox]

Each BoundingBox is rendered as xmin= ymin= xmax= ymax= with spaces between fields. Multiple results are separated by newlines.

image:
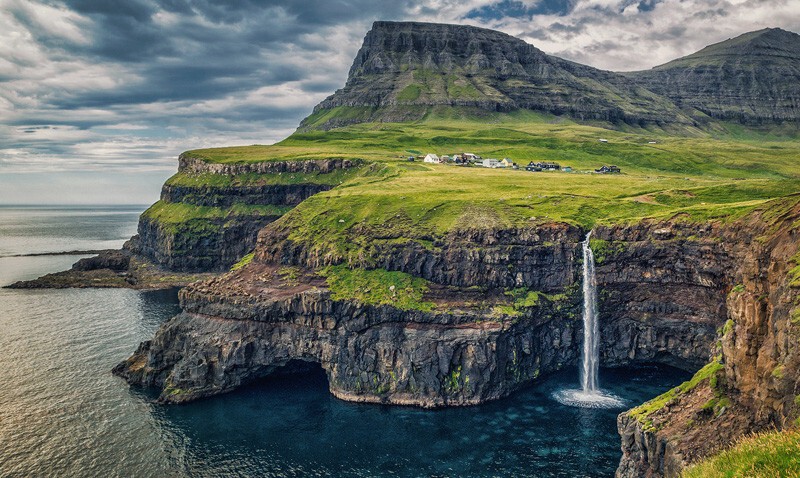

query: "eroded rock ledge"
xmin=115 ymin=215 xmax=742 ymax=409
xmin=615 ymin=201 xmax=800 ymax=477
xmin=114 ymin=262 xmax=581 ymax=406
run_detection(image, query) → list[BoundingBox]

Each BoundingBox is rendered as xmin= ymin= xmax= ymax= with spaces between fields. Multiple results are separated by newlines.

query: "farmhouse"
xmin=500 ymin=158 xmax=517 ymax=168
xmin=526 ymin=161 xmax=560 ymax=171
xmin=596 ymin=165 xmax=621 ymax=174
xmin=423 ymin=154 xmax=440 ymax=163
xmin=482 ymin=158 xmax=500 ymax=168
xmin=525 ymin=162 xmax=541 ymax=172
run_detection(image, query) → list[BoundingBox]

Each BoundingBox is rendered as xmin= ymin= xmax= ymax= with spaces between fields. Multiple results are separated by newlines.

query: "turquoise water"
xmin=0 ymin=207 xmax=690 ymax=477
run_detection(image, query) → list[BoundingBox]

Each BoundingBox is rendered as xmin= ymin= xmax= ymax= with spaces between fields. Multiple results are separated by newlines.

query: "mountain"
xmin=626 ymin=28 xmax=800 ymax=125
xmin=299 ymin=21 xmax=691 ymax=131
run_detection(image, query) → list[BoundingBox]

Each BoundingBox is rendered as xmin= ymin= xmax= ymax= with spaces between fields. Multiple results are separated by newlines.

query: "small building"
xmin=525 ymin=162 xmax=542 ymax=172
xmin=541 ymin=162 xmax=560 ymax=171
xmin=562 ymin=166 xmax=573 ymax=172
xmin=441 ymin=155 xmax=451 ymax=162
xmin=423 ymin=154 xmax=440 ymax=164
xmin=500 ymin=158 xmax=516 ymax=168
xmin=596 ymin=165 xmax=621 ymax=174
xmin=482 ymin=158 xmax=500 ymax=168
xmin=599 ymin=139 xmax=608 ymax=143
xmin=463 ymin=153 xmax=479 ymax=162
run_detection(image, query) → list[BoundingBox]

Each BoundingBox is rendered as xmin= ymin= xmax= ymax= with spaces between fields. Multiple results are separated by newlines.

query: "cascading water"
xmin=552 ymin=231 xmax=625 ymax=409
xmin=580 ymin=231 xmax=600 ymax=394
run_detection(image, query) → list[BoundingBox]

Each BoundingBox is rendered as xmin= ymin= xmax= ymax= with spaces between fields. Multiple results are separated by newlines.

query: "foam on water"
xmin=551 ymin=389 xmax=627 ymax=409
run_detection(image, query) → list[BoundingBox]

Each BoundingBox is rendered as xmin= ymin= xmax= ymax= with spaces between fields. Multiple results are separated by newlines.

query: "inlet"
xmin=552 ymin=231 xmax=625 ymax=409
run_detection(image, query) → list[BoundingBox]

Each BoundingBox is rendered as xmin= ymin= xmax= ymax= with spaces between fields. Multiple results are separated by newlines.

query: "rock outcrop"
xmin=113 ymin=261 xmax=584 ymax=406
xmin=615 ymin=198 xmax=800 ymax=477
xmin=124 ymin=156 xmax=360 ymax=272
xmin=115 ymin=214 xmax=746 ymax=407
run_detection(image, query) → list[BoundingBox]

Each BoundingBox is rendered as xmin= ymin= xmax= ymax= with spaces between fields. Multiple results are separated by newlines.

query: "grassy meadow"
xmin=171 ymin=111 xmax=800 ymax=263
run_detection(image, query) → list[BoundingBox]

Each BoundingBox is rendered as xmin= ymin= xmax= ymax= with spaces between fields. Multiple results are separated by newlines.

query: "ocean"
xmin=0 ymin=206 xmax=689 ymax=477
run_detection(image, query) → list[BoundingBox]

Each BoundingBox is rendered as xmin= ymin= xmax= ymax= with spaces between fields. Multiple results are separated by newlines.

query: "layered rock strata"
xmin=615 ymin=199 xmax=800 ymax=477
xmin=116 ymin=216 xmax=742 ymax=408
xmin=300 ymin=21 xmax=691 ymax=130
xmin=125 ymin=156 xmax=358 ymax=272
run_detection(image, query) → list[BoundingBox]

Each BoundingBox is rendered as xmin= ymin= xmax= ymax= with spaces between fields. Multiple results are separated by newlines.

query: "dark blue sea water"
xmin=0 ymin=206 xmax=690 ymax=477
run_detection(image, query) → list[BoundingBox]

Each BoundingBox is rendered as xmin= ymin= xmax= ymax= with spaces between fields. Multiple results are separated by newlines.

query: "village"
xmin=408 ymin=151 xmax=621 ymax=174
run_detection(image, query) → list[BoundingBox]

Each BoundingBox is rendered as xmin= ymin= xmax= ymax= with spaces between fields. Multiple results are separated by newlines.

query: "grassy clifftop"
xmin=155 ymin=112 xmax=800 ymax=273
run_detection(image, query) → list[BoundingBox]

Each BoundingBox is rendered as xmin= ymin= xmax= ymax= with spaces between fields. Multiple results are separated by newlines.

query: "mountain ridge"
xmin=301 ymin=21 xmax=800 ymax=131
xmin=299 ymin=21 xmax=693 ymax=131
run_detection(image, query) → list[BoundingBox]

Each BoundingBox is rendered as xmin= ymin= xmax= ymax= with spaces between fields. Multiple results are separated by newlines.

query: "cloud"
xmin=1 ymin=0 xmax=799 ymax=204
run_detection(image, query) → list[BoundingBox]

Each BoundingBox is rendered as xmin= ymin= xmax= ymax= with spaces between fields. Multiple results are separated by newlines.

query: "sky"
xmin=2 ymin=0 xmax=799 ymax=204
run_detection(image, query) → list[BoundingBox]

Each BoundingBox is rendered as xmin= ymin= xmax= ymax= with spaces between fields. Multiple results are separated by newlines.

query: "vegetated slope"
xmin=299 ymin=21 xmax=691 ymax=131
xmin=627 ymin=28 xmax=800 ymax=125
xmin=190 ymin=116 xmax=800 ymax=250
xmin=682 ymin=428 xmax=800 ymax=478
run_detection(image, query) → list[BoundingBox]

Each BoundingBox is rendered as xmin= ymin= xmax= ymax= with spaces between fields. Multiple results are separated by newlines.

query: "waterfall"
xmin=580 ymin=231 xmax=599 ymax=393
xmin=551 ymin=230 xmax=624 ymax=409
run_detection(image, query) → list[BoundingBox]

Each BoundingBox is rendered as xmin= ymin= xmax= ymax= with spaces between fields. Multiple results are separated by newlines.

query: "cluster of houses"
xmin=412 ymin=153 xmax=620 ymax=174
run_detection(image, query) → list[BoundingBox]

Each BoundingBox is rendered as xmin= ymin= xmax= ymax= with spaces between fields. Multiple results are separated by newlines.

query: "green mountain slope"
xmin=627 ymin=28 xmax=800 ymax=125
xmin=299 ymin=21 xmax=693 ymax=131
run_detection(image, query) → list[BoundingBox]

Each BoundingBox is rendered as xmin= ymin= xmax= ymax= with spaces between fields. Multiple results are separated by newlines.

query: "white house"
xmin=482 ymin=158 xmax=500 ymax=168
xmin=423 ymin=154 xmax=440 ymax=164
xmin=464 ymin=153 xmax=479 ymax=161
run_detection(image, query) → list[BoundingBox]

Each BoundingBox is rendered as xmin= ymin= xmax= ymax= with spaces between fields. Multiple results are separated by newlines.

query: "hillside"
xmin=627 ymin=28 xmax=800 ymax=125
xmin=299 ymin=21 xmax=692 ymax=131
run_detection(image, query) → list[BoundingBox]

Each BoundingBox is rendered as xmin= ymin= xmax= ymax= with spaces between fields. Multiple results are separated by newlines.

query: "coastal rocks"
xmin=127 ymin=157 xmax=360 ymax=272
xmin=256 ymin=222 xmax=584 ymax=290
xmin=116 ymin=217 xmax=736 ymax=407
xmin=593 ymin=222 xmax=736 ymax=370
xmin=614 ymin=200 xmax=800 ymax=477
xmin=71 ymin=249 xmax=131 ymax=272
xmin=128 ymin=211 xmax=280 ymax=272
xmin=114 ymin=263 xmax=581 ymax=406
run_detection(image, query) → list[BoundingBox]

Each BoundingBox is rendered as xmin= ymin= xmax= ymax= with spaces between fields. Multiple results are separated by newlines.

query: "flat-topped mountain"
xmin=299 ymin=21 xmax=690 ymax=130
xmin=626 ymin=28 xmax=800 ymax=125
xmin=301 ymin=22 xmax=800 ymax=131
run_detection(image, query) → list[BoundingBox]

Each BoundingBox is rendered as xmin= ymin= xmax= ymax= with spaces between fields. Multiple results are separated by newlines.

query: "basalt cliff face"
xmin=125 ymin=156 xmax=358 ymax=272
xmin=615 ymin=201 xmax=800 ymax=477
xmin=115 ymin=196 xmax=800 ymax=476
xmin=300 ymin=21 xmax=690 ymax=131
xmin=115 ymin=215 xmax=745 ymax=407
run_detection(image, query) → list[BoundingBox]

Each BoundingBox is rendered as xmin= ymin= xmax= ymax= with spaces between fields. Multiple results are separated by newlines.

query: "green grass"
xmin=142 ymin=201 xmax=291 ymax=234
xmin=397 ymin=84 xmax=422 ymax=102
xmin=682 ymin=428 xmax=800 ymax=478
xmin=629 ymin=361 xmax=724 ymax=431
xmin=165 ymin=113 xmax=800 ymax=269
xmin=165 ymin=167 xmax=361 ymax=188
xmin=321 ymin=264 xmax=435 ymax=311
xmin=230 ymin=252 xmax=254 ymax=271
